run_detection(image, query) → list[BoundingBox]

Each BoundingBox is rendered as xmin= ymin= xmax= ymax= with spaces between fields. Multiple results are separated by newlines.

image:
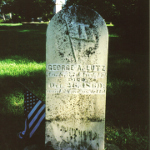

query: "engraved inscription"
xmin=47 ymin=64 xmax=105 ymax=71
xmin=46 ymin=64 xmax=106 ymax=94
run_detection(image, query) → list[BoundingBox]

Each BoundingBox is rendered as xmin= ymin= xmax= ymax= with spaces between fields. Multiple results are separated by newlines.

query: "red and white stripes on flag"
xmin=18 ymin=90 xmax=45 ymax=139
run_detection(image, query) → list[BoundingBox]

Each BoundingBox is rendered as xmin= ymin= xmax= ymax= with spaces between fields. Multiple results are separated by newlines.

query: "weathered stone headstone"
xmin=46 ymin=5 xmax=108 ymax=150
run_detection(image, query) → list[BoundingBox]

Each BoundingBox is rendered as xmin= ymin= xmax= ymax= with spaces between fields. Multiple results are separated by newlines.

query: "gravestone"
xmin=46 ymin=5 xmax=108 ymax=150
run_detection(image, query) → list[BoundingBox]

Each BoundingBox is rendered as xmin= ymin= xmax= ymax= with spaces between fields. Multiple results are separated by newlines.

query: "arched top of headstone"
xmin=47 ymin=5 xmax=108 ymax=64
xmin=63 ymin=5 xmax=102 ymax=21
xmin=57 ymin=5 xmax=106 ymax=32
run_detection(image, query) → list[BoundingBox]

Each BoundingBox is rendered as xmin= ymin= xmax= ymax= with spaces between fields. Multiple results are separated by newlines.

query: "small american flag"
xmin=18 ymin=90 xmax=45 ymax=139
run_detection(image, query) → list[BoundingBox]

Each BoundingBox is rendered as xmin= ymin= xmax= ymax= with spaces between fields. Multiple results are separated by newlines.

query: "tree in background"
xmin=110 ymin=0 xmax=148 ymax=53
xmin=65 ymin=0 xmax=141 ymax=27
xmin=0 ymin=0 xmax=13 ymax=21
xmin=12 ymin=0 xmax=54 ymax=22
xmin=0 ymin=0 xmax=54 ymax=22
xmin=64 ymin=0 xmax=115 ymax=21
xmin=40 ymin=0 xmax=55 ymax=21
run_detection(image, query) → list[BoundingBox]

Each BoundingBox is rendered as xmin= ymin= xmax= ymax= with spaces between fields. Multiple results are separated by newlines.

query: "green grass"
xmin=106 ymin=24 xmax=114 ymax=27
xmin=0 ymin=24 xmax=148 ymax=150
xmin=0 ymin=23 xmax=23 ymax=26
xmin=0 ymin=56 xmax=45 ymax=77
xmin=105 ymin=126 xmax=148 ymax=150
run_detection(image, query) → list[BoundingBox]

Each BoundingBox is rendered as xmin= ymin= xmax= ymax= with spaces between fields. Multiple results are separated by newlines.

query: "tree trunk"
xmin=9 ymin=12 xmax=12 ymax=19
xmin=2 ymin=13 xmax=6 ymax=21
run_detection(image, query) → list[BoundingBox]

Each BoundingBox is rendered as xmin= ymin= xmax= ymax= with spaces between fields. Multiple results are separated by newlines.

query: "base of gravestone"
xmin=24 ymin=143 xmax=121 ymax=150
xmin=105 ymin=143 xmax=121 ymax=150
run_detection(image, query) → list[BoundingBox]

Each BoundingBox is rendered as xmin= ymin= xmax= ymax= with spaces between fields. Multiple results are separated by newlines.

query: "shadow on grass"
xmin=0 ymin=70 xmax=45 ymax=150
xmin=106 ymin=53 xmax=149 ymax=135
xmin=0 ymin=114 xmax=45 ymax=150
xmin=0 ymin=71 xmax=45 ymax=104
xmin=107 ymin=27 xmax=149 ymax=134
xmin=0 ymin=24 xmax=47 ymax=63
xmin=0 ymin=24 xmax=47 ymax=149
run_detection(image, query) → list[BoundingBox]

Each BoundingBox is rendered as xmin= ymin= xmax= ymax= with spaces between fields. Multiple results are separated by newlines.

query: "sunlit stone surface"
xmin=46 ymin=5 xmax=108 ymax=150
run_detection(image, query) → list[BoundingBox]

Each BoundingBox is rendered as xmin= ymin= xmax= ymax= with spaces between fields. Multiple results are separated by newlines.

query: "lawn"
xmin=0 ymin=23 xmax=148 ymax=150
